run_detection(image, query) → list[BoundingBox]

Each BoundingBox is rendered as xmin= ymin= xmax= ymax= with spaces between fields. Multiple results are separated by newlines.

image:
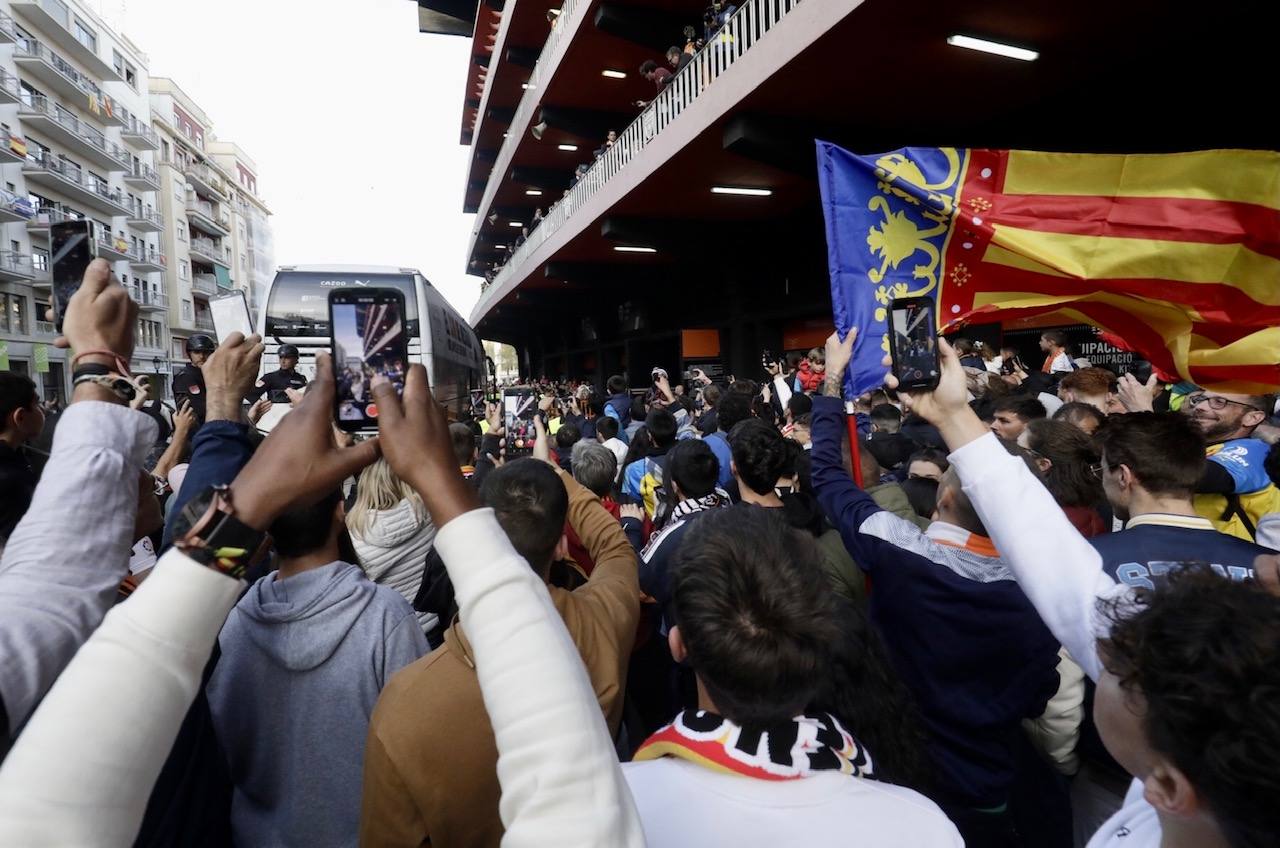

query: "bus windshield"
xmin=265 ymin=271 xmax=421 ymax=338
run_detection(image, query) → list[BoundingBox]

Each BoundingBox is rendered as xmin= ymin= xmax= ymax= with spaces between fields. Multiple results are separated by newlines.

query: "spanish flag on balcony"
xmin=817 ymin=143 xmax=1280 ymax=394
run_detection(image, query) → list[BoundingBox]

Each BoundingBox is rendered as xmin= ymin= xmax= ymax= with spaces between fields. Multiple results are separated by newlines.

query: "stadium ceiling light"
xmin=712 ymin=186 xmax=773 ymax=197
xmin=525 ymin=189 xmax=543 ymax=196
xmin=946 ymin=34 xmax=1039 ymax=61
xmin=601 ymin=69 xmax=627 ymax=79
xmin=614 ymin=245 xmax=657 ymax=254
xmin=548 ymin=8 xmax=561 ymax=15
xmin=508 ymin=221 xmax=524 ymax=227
xmin=494 ymin=244 xmax=507 ymax=249
xmin=557 ymin=144 xmax=579 ymax=151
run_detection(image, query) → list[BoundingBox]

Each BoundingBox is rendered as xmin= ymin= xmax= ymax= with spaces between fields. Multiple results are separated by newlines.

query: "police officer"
xmin=173 ymin=334 xmax=215 ymax=424
xmin=247 ymin=343 xmax=309 ymax=403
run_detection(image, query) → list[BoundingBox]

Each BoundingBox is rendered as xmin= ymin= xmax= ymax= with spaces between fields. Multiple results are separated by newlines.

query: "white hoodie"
xmin=350 ymin=498 xmax=438 ymax=633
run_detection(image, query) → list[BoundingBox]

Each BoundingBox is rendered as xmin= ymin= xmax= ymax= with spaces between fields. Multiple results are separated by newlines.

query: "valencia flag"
xmin=818 ymin=144 xmax=1280 ymax=394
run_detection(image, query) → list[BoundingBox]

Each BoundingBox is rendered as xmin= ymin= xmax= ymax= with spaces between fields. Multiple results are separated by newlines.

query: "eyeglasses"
xmin=1186 ymin=393 xmax=1262 ymax=413
xmin=1089 ymin=463 xmax=1104 ymax=479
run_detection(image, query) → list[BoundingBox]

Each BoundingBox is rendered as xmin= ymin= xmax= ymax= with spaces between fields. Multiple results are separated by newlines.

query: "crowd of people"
xmin=478 ymin=3 xmax=744 ymax=289
xmin=0 ymin=260 xmax=1278 ymax=848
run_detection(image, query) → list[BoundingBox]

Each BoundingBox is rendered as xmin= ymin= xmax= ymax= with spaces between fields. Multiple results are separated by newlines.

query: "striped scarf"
xmin=633 ymin=709 xmax=876 ymax=781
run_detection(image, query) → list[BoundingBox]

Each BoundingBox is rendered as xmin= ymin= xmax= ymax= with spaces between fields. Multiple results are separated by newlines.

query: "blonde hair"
xmin=346 ymin=458 xmax=424 ymax=538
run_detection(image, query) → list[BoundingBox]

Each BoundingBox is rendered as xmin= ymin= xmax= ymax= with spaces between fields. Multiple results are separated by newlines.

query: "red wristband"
xmin=73 ymin=350 xmax=132 ymax=377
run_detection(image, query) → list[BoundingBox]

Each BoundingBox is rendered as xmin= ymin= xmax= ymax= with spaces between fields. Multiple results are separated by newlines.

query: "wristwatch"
xmin=172 ymin=485 xmax=270 ymax=580
xmin=72 ymin=365 xmax=137 ymax=402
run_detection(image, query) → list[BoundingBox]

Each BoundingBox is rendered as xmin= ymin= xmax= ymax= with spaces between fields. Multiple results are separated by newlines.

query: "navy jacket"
xmin=1090 ymin=514 xmax=1271 ymax=589
xmin=810 ymin=396 xmax=1060 ymax=808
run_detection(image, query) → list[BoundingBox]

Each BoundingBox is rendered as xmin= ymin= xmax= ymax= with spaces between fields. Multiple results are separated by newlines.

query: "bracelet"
xmin=72 ymin=363 xmax=111 ymax=380
xmin=73 ymin=372 xmax=137 ymax=402
xmin=72 ymin=350 xmax=132 ymax=377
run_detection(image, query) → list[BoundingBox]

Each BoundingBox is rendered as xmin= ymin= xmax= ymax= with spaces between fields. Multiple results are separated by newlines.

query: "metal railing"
xmin=191 ymin=274 xmax=218 ymax=296
xmin=0 ymin=250 xmax=34 ymax=277
xmin=14 ymin=37 xmax=104 ymax=101
xmin=96 ymin=231 xmax=132 ymax=256
xmin=132 ymin=247 xmax=166 ymax=267
xmin=190 ymin=237 xmax=228 ymax=264
xmin=1 ymin=189 xmax=34 ymax=219
xmin=0 ymin=68 xmax=18 ymax=100
xmin=0 ymin=11 xmax=16 ymax=40
xmin=19 ymin=94 xmax=130 ymax=167
xmin=35 ymin=320 xmax=56 ymax=335
xmin=121 ymin=116 xmax=159 ymax=147
xmin=472 ymin=0 xmax=590 ymax=240
xmin=186 ymin=198 xmax=230 ymax=229
xmin=127 ymin=162 xmax=160 ymax=184
xmin=24 ymin=154 xmax=131 ymax=210
xmin=131 ymin=286 xmax=168 ymax=308
xmin=479 ymin=0 xmax=803 ymax=302
xmin=184 ymin=161 xmax=227 ymax=197
xmin=28 ymin=206 xmax=71 ymax=227
xmin=193 ymin=313 xmax=215 ymax=332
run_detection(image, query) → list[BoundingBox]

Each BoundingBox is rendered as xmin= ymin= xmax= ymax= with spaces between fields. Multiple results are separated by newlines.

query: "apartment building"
xmin=208 ymin=140 xmax=272 ymax=324
xmin=0 ymin=0 xmax=165 ymax=401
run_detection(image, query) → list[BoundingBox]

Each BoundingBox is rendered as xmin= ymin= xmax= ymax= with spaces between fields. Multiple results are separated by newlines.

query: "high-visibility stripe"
xmin=986 ymin=226 xmax=1280 ymax=306
xmin=1002 ymin=149 xmax=1280 ymax=211
xmin=993 ymin=194 xmax=1280 ymax=258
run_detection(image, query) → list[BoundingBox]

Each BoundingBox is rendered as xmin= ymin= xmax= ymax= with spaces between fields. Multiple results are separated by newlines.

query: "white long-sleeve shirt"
xmin=432 ymin=508 xmax=645 ymax=847
xmin=0 ymin=401 xmax=155 ymax=734
xmin=948 ymin=433 xmax=1157 ymax=848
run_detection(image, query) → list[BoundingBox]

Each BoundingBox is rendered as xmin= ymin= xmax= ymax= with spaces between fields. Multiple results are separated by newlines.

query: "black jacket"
xmin=246 ymin=368 xmax=308 ymax=403
xmin=172 ymin=364 xmax=207 ymax=423
xmin=0 ymin=443 xmax=37 ymax=545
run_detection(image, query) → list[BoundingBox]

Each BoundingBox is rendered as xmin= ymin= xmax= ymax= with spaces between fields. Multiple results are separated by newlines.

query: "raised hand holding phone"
xmin=330 ymin=288 xmax=409 ymax=432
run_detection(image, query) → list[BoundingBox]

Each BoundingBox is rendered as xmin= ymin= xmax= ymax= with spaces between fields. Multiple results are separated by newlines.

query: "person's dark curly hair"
xmin=1099 ymin=564 xmax=1280 ymax=848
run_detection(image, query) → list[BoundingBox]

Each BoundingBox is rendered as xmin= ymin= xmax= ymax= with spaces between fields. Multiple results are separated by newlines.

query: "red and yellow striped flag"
xmin=938 ymin=148 xmax=1280 ymax=392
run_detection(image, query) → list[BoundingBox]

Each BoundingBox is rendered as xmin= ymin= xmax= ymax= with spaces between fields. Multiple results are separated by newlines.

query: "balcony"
xmin=131 ymin=286 xmax=167 ymax=311
xmin=186 ymin=198 xmax=230 ymax=236
xmin=18 ymin=94 xmax=130 ymax=172
xmin=0 ymin=189 xmax=35 ymax=223
xmin=193 ymin=312 xmax=215 ymax=333
xmin=35 ymin=320 xmax=56 ymax=336
xmin=0 ymin=67 xmax=19 ymax=105
xmin=189 ymin=237 xmax=229 ymax=267
xmin=0 ymin=127 xmax=25 ymax=163
xmin=9 ymin=0 xmax=121 ymax=82
xmin=13 ymin=37 xmax=108 ymax=110
xmin=22 ymin=155 xmax=132 ymax=217
xmin=26 ymin=206 xmax=71 ymax=235
xmin=472 ymin=0 xmax=809 ymax=323
xmin=123 ymin=162 xmax=160 ymax=190
xmin=191 ymin=273 xmax=218 ymax=297
xmin=126 ymin=202 xmax=163 ymax=232
xmin=0 ymin=10 xmax=17 ymax=44
xmin=0 ymin=251 xmax=36 ymax=282
xmin=95 ymin=231 xmax=133 ymax=262
xmin=183 ymin=161 xmax=228 ymax=201
xmin=130 ymin=247 xmax=166 ymax=272
xmin=120 ymin=117 xmax=160 ymax=151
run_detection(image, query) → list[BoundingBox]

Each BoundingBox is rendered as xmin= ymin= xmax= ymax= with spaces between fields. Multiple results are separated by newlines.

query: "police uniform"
xmin=172 ymin=364 xmax=207 ymax=422
xmin=247 ymin=368 xmax=309 ymax=403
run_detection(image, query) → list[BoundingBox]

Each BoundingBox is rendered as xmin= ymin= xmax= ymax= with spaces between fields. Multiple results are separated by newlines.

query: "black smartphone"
xmin=888 ymin=296 xmax=941 ymax=391
xmin=329 ymin=288 xmax=409 ymax=432
xmin=761 ymin=349 xmax=776 ymax=371
xmin=503 ymin=388 xmax=538 ymax=457
xmin=50 ymin=220 xmax=97 ymax=332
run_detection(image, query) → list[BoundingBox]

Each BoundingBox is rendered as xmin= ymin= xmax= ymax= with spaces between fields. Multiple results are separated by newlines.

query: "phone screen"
xmin=330 ymin=288 xmax=409 ymax=432
xmin=51 ymin=220 xmax=96 ymax=332
xmin=210 ymin=290 xmax=254 ymax=341
xmin=503 ymin=389 xmax=538 ymax=457
xmin=889 ymin=297 xmax=941 ymax=391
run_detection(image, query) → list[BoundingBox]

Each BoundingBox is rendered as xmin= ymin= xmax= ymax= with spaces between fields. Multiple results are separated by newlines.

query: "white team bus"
xmin=258 ymin=265 xmax=485 ymax=420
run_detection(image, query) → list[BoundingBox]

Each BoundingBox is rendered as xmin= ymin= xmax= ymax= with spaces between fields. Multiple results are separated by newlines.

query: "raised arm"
xmin=374 ymin=369 xmax=643 ymax=848
xmin=0 ymin=261 xmax=153 ymax=736
xmin=891 ymin=336 xmax=1126 ymax=681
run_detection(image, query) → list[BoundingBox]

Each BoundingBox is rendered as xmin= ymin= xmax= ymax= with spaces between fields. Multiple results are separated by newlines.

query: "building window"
xmin=113 ymin=50 xmax=124 ymax=77
xmin=179 ymin=260 xmax=188 ymax=280
xmin=33 ymin=247 xmax=49 ymax=272
xmin=177 ymin=225 xmax=187 ymax=242
xmin=73 ymin=19 xmax=97 ymax=53
xmin=9 ymin=294 xmax=26 ymax=335
xmin=125 ymin=65 xmax=137 ymax=90
xmin=161 ymin=139 xmax=170 ymax=163
xmin=0 ymin=294 xmax=9 ymax=333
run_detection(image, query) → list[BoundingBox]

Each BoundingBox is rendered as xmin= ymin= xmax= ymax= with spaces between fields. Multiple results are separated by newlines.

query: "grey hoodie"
xmin=207 ymin=561 xmax=427 ymax=848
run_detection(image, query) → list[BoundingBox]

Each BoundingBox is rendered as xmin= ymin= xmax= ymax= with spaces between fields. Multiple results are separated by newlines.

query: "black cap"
xmin=186 ymin=334 xmax=216 ymax=353
xmin=279 ymin=344 xmax=300 ymax=359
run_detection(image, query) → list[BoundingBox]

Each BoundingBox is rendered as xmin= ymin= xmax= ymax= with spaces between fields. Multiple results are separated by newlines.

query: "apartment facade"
xmin=208 ymin=139 xmax=272 ymax=324
xmin=0 ymin=0 xmax=165 ymax=401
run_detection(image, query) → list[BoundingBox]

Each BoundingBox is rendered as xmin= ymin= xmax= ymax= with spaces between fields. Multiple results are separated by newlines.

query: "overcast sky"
xmin=95 ymin=0 xmax=480 ymax=318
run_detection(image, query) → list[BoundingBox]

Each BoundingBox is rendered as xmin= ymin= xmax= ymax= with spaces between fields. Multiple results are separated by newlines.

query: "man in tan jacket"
xmin=360 ymin=454 xmax=640 ymax=847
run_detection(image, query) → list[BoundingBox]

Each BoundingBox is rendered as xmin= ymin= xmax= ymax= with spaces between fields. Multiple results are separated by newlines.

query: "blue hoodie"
xmin=207 ymin=561 xmax=426 ymax=847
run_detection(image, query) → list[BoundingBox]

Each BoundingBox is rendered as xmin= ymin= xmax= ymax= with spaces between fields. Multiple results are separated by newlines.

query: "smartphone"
xmin=50 ymin=220 xmax=97 ymax=332
xmin=329 ymin=288 xmax=409 ymax=432
xmin=503 ymin=388 xmax=538 ymax=457
xmin=761 ymin=349 xmax=775 ymax=371
xmin=888 ymin=296 xmax=941 ymax=391
xmin=210 ymin=289 xmax=253 ymax=342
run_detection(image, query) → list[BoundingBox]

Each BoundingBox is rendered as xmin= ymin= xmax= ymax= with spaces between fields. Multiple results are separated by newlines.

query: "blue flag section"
xmin=816 ymin=141 xmax=967 ymax=399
